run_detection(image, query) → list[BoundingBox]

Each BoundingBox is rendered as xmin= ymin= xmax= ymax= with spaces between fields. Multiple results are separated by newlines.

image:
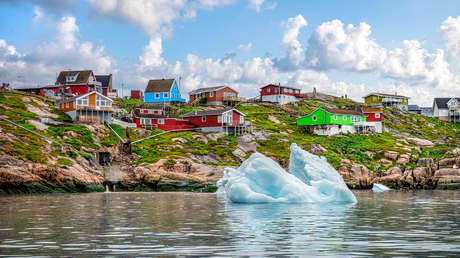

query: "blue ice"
xmin=372 ymin=183 xmax=390 ymax=192
xmin=217 ymin=143 xmax=357 ymax=204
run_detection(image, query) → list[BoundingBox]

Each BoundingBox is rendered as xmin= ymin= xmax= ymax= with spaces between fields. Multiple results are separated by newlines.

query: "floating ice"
xmin=372 ymin=183 xmax=390 ymax=192
xmin=217 ymin=143 xmax=357 ymax=204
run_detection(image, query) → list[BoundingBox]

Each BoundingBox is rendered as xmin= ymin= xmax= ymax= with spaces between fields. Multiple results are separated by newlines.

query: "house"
xmin=15 ymin=85 xmax=63 ymax=99
xmin=361 ymin=107 xmax=383 ymax=133
xmin=420 ymin=107 xmax=433 ymax=117
xmin=95 ymin=74 xmax=116 ymax=97
xmin=296 ymin=108 xmax=372 ymax=136
xmin=58 ymin=91 xmax=113 ymax=123
xmin=363 ymin=93 xmax=409 ymax=111
xmin=260 ymin=84 xmax=307 ymax=105
xmin=188 ymin=86 xmax=240 ymax=106
xmin=408 ymin=105 xmax=421 ymax=114
xmin=181 ymin=108 xmax=248 ymax=133
xmin=433 ymin=97 xmax=460 ymax=123
xmin=55 ymin=70 xmax=102 ymax=96
xmin=130 ymin=90 xmax=144 ymax=100
xmin=131 ymin=108 xmax=195 ymax=131
xmin=144 ymin=79 xmax=185 ymax=104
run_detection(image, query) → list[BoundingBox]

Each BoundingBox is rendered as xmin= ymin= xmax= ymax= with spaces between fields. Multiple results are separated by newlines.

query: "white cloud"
xmin=277 ymin=14 xmax=307 ymax=69
xmin=305 ymin=19 xmax=458 ymax=91
xmin=32 ymin=5 xmax=43 ymax=23
xmin=247 ymin=0 xmax=276 ymax=13
xmin=238 ymin=42 xmax=252 ymax=51
xmin=441 ymin=16 xmax=460 ymax=62
xmin=0 ymin=15 xmax=116 ymax=87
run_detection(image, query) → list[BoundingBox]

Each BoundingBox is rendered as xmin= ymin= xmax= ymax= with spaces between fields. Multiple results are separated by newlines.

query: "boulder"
xmin=384 ymin=151 xmax=399 ymax=160
xmin=396 ymin=157 xmax=409 ymax=165
xmin=205 ymin=132 xmax=227 ymax=142
xmin=192 ymin=135 xmax=208 ymax=144
xmin=406 ymin=137 xmax=435 ymax=147
xmin=339 ymin=164 xmax=374 ymax=189
xmin=438 ymin=157 xmax=460 ymax=167
xmin=383 ymin=166 xmax=402 ymax=176
xmin=417 ymin=158 xmax=435 ymax=168
xmin=268 ymin=115 xmax=281 ymax=124
xmin=236 ymin=134 xmax=259 ymax=153
xmin=446 ymin=148 xmax=460 ymax=155
xmin=379 ymin=158 xmax=393 ymax=167
xmin=340 ymin=158 xmax=352 ymax=166
xmin=434 ymin=168 xmax=460 ymax=188
xmin=232 ymin=148 xmax=247 ymax=160
xmin=253 ymin=131 xmax=271 ymax=141
xmin=172 ymin=137 xmax=187 ymax=143
xmin=364 ymin=151 xmax=375 ymax=158
xmin=412 ymin=167 xmax=434 ymax=185
xmin=310 ymin=144 xmax=327 ymax=154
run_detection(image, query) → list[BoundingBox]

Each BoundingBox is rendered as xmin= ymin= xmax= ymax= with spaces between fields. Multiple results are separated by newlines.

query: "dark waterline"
xmin=0 ymin=191 xmax=459 ymax=257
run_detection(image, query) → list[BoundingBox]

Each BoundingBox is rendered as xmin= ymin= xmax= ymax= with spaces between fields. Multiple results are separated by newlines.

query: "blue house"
xmin=144 ymin=79 xmax=186 ymax=104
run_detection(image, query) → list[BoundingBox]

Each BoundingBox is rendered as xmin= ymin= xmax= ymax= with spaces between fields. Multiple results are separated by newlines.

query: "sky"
xmin=1 ymin=0 xmax=460 ymax=105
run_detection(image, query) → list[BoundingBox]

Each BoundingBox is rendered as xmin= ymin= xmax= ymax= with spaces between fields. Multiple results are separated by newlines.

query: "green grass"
xmin=57 ymin=158 xmax=73 ymax=166
xmin=48 ymin=125 xmax=99 ymax=150
xmin=79 ymin=152 xmax=92 ymax=161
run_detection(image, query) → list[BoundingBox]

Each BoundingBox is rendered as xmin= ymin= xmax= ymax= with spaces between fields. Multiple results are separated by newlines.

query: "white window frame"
xmin=157 ymin=119 xmax=164 ymax=125
xmin=312 ymin=115 xmax=317 ymax=121
xmin=218 ymin=115 xmax=222 ymax=123
xmin=267 ymin=88 xmax=271 ymax=93
xmin=155 ymin=93 xmax=160 ymax=99
xmin=375 ymin=113 xmax=381 ymax=118
xmin=202 ymin=116 xmax=206 ymax=122
xmin=164 ymin=92 xmax=168 ymax=98
xmin=343 ymin=115 xmax=347 ymax=121
xmin=210 ymin=91 xmax=214 ymax=97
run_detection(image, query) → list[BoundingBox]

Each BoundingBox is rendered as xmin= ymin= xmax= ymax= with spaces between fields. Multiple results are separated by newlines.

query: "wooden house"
xmin=296 ymin=108 xmax=372 ymax=136
xmin=433 ymin=97 xmax=460 ymax=123
xmin=131 ymin=108 xmax=195 ymax=131
xmin=55 ymin=70 xmax=102 ymax=96
xmin=360 ymin=107 xmax=383 ymax=133
xmin=260 ymin=84 xmax=307 ymax=105
xmin=363 ymin=93 xmax=409 ymax=111
xmin=130 ymin=90 xmax=144 ymax=100
xmin=144 ymin=79 xmax=185 ymax=104
xmin=181 ymin=108 xmax=248 ymax=133
xmin=188 ymin=86 xmax=240 ymax=106
xmin=95 ymin=74 xmax=115 ymax=97
xmin=58 ymin=91 xmax=113 ymax=123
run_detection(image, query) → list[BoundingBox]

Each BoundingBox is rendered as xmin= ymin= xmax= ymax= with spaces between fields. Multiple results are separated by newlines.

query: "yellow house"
xmin=363 ymin=93 xmax=409 ymax=111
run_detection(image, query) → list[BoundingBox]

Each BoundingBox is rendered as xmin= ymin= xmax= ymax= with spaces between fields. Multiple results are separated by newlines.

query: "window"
xmin=312 ymin=115 xmax=317 ymax=121
xmin=155 ymin=93 xmax=160 ymax=99
xmin=172 ymin=93 xmax=175 ymax=99
xmin=164 ymin=92 xmax=168 ymax=98
xmin=375 ymin=113 xmax=381 ymax=118
xmin=157 ymin=119 xmax=164 ymax=124
xmin=373 ymin=96 xmax=377 ymax=101
xmin=275 ymin=88 xmax=279 ymax=93
xmin=218 ymin=115 xmax=222 ymax=123
xmin=210 ymin=91 xmax=214 ymax=97
xmin=343 ymin=115 xmax=347 ymax=120
xmin=267 ymin=88 xmax=271 ymax=93
xmin=202 ymin=116 xmax=206 ymax=122
xmin=334 ymin=115 xmax=337 ymax=120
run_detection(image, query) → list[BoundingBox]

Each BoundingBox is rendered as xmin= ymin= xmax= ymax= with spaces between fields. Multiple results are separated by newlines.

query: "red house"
xmin=55 ymin=70 xmax=102 ymax=96
xmin=130 ymin=90 xmax=144 ymax=100
xmin=181 ymin=108 xmax=247 ymax=132
xmin=260 ymin=84 xmax=307 ymax=105
xmin=95 ymin=74 xmax=115 ymax=97
xmin=131 ymin=108 xmax=195 ymax=131
xmin=361 ymin=107 xmax=383 ymax=133
xmin=189 ymin=86 xmax=240 ymax=106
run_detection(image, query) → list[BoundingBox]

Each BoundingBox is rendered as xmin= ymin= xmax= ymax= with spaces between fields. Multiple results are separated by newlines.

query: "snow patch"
xmin=372 ymin=183 xmax=390 ymax=192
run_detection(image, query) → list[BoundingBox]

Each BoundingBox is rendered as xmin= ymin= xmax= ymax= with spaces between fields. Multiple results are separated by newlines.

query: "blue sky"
xmin=0 ymin=0 xmax=459 ymax=105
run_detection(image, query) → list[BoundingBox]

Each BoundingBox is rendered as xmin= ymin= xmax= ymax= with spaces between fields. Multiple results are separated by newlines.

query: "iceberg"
xmin=217 ymin=143 xmax=357 ymax=204
xmin=372 ymin=183 xmax=390 ymax=192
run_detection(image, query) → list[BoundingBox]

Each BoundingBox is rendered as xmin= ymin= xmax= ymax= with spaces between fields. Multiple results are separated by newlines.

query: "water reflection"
xmin=0 ymin=191 xmax=458 ymax=256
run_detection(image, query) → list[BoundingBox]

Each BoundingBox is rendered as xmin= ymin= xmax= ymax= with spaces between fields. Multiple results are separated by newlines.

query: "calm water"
xmin=0 ymin=191 xmax=459 ymax=257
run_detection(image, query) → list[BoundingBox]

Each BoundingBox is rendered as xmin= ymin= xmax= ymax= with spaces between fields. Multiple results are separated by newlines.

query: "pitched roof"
xmin=145 ymin=79 xmax=175 ymax=93
xmin=325 ymin=108 xmax=363 ymax=116
xmin=55 ymin=70 xmax=93 ymax=85
xmin=14 ymin=85 xmax=60 ymax=90
xmin=95 ymin=74 xmax=111 ymax=88
xmin=181 ymin=108 xmax=246 ymax=118
xmin=434 ymin=97 xmax=460 ymax=109
xmin=361 ymin=107 xmax=382 ymax=113
xmin=58 ymin=91 xmax=113 ymax=104
xmin=260 ymin=84 xmax=300 ymax=90
xmin=189 ymin=86 xmax=229 ymax=95
xmin=363 ymin=92 xmax=409 ymax=99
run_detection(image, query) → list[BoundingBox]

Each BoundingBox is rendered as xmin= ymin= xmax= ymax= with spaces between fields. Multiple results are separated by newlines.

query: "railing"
xmin=112 ymin=118 xmax=137 ymax=128
xmin=223 ymin=96 xmax=246 ymax=102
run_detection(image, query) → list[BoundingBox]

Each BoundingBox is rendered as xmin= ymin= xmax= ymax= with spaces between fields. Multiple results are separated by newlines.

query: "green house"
xmin=297 ymin=108 xmax=366 ymax=126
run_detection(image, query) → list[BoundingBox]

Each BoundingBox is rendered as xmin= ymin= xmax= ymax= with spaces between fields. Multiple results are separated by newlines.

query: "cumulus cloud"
xmin=32 ymin=5 xmax=43 ymax=23
xmin=305 ymin=19 xmax=458 ymax=91
xmin=0 ymin=15 xmax=116 ymax=87
xmin=441 ymin=16 xmax=460 ymax=62
xmin=276 ymin=14 xmax=307 ymax=70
